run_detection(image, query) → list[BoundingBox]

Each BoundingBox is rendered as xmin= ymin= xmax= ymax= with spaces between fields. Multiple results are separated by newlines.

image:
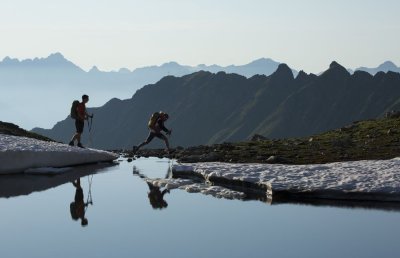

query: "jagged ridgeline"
xmin=32 ymin=62 xmax=400 ymax=149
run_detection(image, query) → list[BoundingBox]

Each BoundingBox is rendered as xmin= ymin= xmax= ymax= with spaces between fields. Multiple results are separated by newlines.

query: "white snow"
xmin=0 ymin=134 xmax=118 ymax=174
xmin=173 ymin=158 xmax=400 ymax=201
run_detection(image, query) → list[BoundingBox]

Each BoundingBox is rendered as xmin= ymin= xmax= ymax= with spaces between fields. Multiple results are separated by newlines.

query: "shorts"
xmin=145 ymin=131 xmax=167 ymax=143
xmin=75 ymin=119 xmax=85 ymax=134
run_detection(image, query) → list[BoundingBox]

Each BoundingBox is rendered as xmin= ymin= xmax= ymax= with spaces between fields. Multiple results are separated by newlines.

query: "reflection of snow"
xmin=173 ymin=158 xmax=400 ymax=202
xmin=146 ymin=178 xmax=246 ymax=200
xmin=0 ymin=134 xmax=118 ymax=174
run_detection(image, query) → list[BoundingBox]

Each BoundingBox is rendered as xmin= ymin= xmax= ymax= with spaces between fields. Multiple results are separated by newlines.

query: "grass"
xmin=209 ymin=117 xmax=400 ymax=164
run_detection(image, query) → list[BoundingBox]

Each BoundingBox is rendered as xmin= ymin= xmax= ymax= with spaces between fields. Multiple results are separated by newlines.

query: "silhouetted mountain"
xmin=356 ymin=61 xmax=400 ymax=75
xmin=32 ymin=62 xmax=400 ymax=149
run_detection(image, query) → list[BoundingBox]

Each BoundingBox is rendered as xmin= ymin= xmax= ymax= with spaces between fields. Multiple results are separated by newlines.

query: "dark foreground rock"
xmin=118 ymin=117 xmax=400 ymax=164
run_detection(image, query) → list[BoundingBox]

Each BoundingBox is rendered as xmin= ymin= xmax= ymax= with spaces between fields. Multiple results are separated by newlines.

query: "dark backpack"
xmin=70 ymin=100 xmax=80 ymax=119
xmin=148 ymin=112 xmax=160 ymax=129
xmin=70 ymin=202 xmax=79 ymax=220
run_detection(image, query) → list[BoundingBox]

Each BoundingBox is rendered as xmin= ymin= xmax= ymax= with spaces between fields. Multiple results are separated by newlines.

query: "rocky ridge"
xmin=122 ymin=116 xmax=400 ymax=164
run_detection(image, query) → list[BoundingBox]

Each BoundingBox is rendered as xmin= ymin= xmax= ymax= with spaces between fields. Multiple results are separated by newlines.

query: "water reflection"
xmin=132 ymin=159 xmax=400 ymax=212
xmin=147 ymin=182 xmax=170 ymax=209
xmin=132 ymin=165 xmax=171 ymax=209
xmin=0 ymin=163 xmax=116 ymax=199
xmin=70 ymin=178 xmax=91 ymax=226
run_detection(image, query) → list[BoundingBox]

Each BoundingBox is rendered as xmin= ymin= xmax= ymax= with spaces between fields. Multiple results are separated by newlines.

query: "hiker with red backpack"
xmin=69 ymin=94 xmax=93 ymax=148
xmin=133 ymin=111 xmax=172 ymax=154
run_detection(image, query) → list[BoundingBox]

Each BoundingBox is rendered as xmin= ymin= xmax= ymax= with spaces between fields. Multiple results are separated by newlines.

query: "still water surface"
xmin=1 ymin=157 xmax=400 ymax=258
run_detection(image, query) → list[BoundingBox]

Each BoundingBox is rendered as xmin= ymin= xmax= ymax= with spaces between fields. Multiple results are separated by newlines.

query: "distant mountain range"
xmin=354 ymin=61 xmax=400 ymax=75
xmin=0 ymin=53 xmax=298 ymax=86
xmin=0 ymin=53 xmax=297 ymax=129
xmin=32 ymin=61 xmax=400 ymax=149
xmin=2 ymin=52 xmax=399 ymax=130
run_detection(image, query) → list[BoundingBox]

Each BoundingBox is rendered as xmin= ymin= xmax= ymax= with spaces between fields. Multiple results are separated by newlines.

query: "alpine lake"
xmin=1 ymin=156 xmax=400 ymax=258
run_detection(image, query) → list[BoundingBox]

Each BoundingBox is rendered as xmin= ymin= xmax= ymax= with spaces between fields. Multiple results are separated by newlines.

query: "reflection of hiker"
xmin=69 ymin=94 xmax=93 ymax=148
xmin=70 ymin=178 xmax=89 ymax=226
xmin=147 ymin=182 xmax=170 ymax=209
xmin=133 ymin=112 xmax=172 ymax=154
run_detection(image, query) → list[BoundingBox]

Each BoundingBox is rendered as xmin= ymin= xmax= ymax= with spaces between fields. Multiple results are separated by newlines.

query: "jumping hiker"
xmin=133 ymin=111 xmax=172 ymax=154
xmin=69 ymin=94 xmax=92 ymax=148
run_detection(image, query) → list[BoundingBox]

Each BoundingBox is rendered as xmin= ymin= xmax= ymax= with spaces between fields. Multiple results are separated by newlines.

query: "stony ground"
xmin=3 ymin=117 xmax=400 ymax=165
xmin=121 ymin=117 xmax=400 ymax=164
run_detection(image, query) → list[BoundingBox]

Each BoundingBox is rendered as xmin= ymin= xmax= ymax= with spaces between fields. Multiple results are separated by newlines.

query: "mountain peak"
xmin=329 ymin=61 xmax=343 ymax=69
xmin=326 ymin=61 xmax=350 ymax=76
xmin=272 ymin=63 xmax=294 ymax=79
xmin=248 ymin=58 xmax=275 ymax=66
xmin=161 ymin=61 xmax=180 ymax=68
xmin=295 ymin=70 xmax=309 ymax=81
xmin=47 ymin=52 xmax=66 ymax=61
xmin=1 ymin=56 xmax=18 ymax=64
xmin=379 ymin=61 xmax=397 ymax=69
xmin=45 ymin=52 xmax=68 ymax=63
xmin=89 ymin=66 xmax=100 ymax=72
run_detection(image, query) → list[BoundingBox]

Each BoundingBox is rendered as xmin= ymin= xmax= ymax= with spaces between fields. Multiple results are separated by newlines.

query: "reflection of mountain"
xmin=0 ymin=163 xmax=116 ymax=198
xmin=33 ymin=61 xmax=400 ymax=149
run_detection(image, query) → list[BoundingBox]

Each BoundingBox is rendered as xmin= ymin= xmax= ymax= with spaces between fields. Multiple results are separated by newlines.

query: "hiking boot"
xmin=77 ymin=143 xmax=84 ymax=148
xmin=69 ymin=141 xmax=74 ymax=146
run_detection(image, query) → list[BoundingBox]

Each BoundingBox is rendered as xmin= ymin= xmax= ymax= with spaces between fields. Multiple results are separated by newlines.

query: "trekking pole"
xmin=86 ymin=175 xmax=94 ymax=205
xmin=87 ymin=114 xmax=94 ymax=147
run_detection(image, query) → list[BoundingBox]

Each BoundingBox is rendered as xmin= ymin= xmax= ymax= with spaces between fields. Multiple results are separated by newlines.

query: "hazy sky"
xmin=0 ymin=0 xmax=399 ymax=73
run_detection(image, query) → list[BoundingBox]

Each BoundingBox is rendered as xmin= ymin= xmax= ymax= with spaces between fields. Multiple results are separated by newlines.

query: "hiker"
xmin=70 ymin=178 xmax=89 ymax=226
xmin=133 ymin=112 xmax=172 ymax=153
xmin=69 ymin=94 xmax=92 ymax=148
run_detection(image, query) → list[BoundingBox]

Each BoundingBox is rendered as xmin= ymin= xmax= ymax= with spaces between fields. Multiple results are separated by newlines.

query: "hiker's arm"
xmin=85 ymin=110 xmax=93 ymax=119
xmin=158 ymin=120 xmax=169 ymax=133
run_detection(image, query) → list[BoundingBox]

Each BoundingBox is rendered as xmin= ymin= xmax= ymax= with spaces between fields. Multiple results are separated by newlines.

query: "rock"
xmin=251 ymin=134 xmax=267 ymax=141
xmin=180 ymin=155 xmax=202 ymax=163
xmin=340 ymin=124 xmax=356 ymax=132
xmin=385 ymin=110 xmax=400 ymax=119
xmin=202 ymin=152 xmax=221 ymax=162
xmin=127 ymin=158 xmax=133 ymax=162
xmin=266 ymin=155 xmax=278 ymax=163
xmin=332 ymin=136 xmax=353 ymax=148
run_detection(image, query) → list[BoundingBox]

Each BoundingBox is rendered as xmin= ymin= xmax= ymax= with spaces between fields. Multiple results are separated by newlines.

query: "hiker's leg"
xmin=76 ymin=133 xmax=82 ymax=144
xmin=75 ymin=120 xmax=84 ymax=144
xmin=136 ymin=132 xmax=155 ymax=150
xmin=159 ymin=134 xmax=170 ymax=150
xmin=70 ymin=133 xmax=77 ymax=142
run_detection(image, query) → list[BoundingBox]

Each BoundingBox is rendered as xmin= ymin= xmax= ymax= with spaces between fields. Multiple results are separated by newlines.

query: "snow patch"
xmin=173 ymin=158 xmax=400 ymax=201
xmin=0 ymin=134 xmax=118 ymax=174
